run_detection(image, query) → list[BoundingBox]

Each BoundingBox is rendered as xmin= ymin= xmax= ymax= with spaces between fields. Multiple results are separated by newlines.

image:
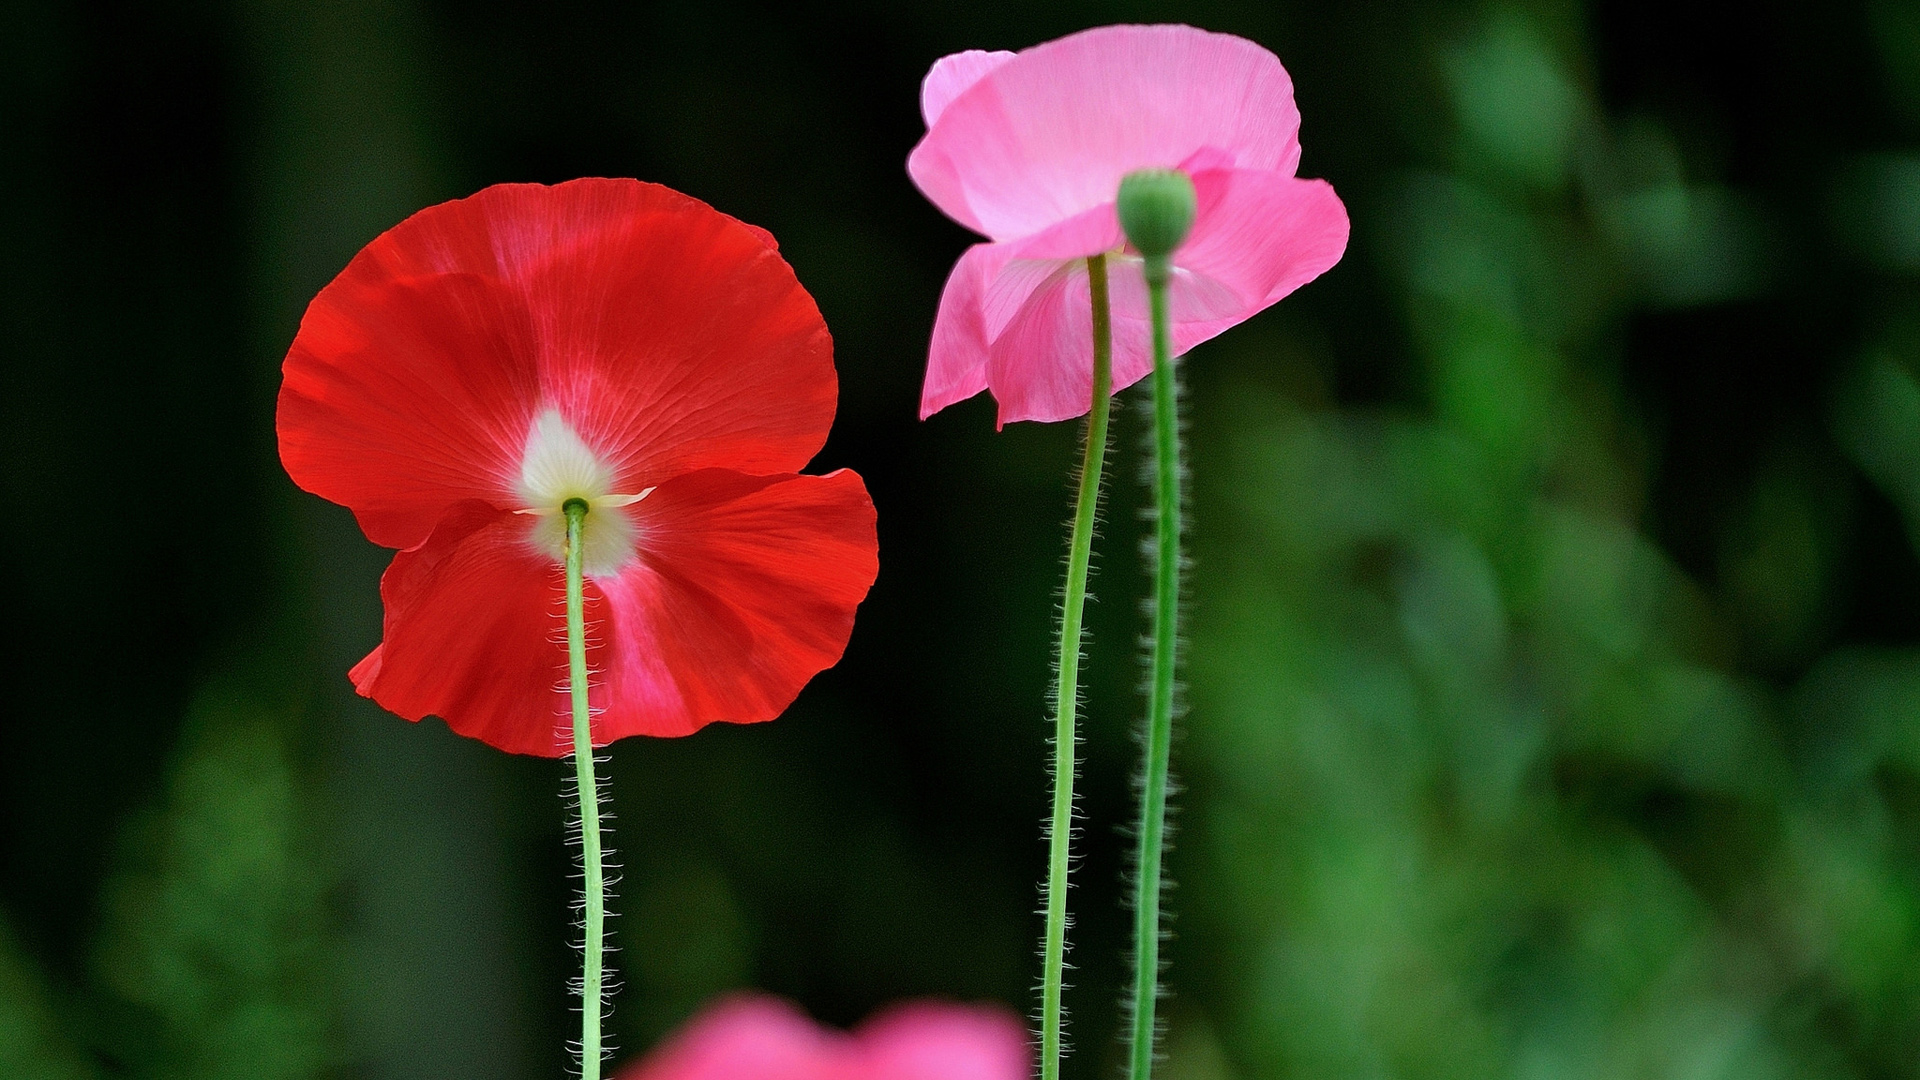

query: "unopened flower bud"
xmin=1116 ymin=169 xmax=1197 ymax=275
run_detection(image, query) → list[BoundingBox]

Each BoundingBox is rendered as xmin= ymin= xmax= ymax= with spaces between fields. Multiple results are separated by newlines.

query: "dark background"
xmin=9 ymin=0 xmax=1920 ymax=1077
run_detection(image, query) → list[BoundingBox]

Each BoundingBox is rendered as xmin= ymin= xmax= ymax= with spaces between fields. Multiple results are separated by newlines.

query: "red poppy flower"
xmin=278 ymin=178 xmax=879 ymax=756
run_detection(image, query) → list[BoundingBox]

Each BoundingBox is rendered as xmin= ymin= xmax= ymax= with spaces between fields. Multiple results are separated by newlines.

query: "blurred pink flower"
xmin=618 ymin=994 xmax=1028 ymax=1080
xmin=909 ymin=24 xmax=1350 ymax=425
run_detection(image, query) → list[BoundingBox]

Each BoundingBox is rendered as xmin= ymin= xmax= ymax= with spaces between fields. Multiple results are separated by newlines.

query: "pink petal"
xmin=1004 ymin=200 xmax=1124 ymax=261
xmin=908 ymin=25 xmax=1302 ymax=241
xmin=923 ymin=243 xmax=1080 ymax=420
xmin=985 ymin=259 xmax=1152 ymax=426
xmin=980 ymin=256 xmax=1073 ymax=339
xmin=1178 ymin=168 xmax=1350 ymax=311
xmin=1102 ymin=255 xmax=1250 ymax=327
xmin=1100 ymin=170 xmax=1346 ymax=358
xmin=1178 ymin=145 xmax=1238 ymax=174
xmin=921 ymin=50 xmax=1016 ymax=127
xmin=985 ymin=260 xmax=1090 ymax=424
xmin=922 ymin=243 xmax=1011 ymax=419
xmin=856 ymin=1001 xmax=1030 ymax=1080
xmin=978 ymin=169 xmax=1348 ymax=425
xmin=620 ymin=995 xmax=847 ymax=1080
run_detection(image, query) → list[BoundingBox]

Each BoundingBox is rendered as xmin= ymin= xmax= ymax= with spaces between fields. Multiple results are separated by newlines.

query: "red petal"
xmin=279 ymin=178 xmax=835 ymax=549
xmin=279 ymin=267 xmax=540 ymax=549
xmin=469 ymin=180 xmax=838 ymax=490
xmin=594 ymin=468 xmax=878 ymax=739
xmin=351 ymin=501 xmax=584 ymax=757
xmin=357 ymin=470 xmax=876 ymax=753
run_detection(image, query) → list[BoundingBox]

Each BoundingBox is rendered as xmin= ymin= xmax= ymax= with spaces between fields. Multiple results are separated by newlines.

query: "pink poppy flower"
xmin=618 ymin=994 xmax=1028 ymax=1080
xmin=278 ymin=179 xmax=878 ymax=756
xmin=909 ymin=24 xmax=1351 ymax=425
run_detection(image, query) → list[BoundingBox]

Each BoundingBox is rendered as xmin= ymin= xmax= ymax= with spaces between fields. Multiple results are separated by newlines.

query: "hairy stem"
xmin=1128 ymin=256 xmax=1180 ymax=1080
xmin=1041 ymin=254 xmax=1114 ymax=1080
xmin=565 ymin=499 xmax=606 ymax=1080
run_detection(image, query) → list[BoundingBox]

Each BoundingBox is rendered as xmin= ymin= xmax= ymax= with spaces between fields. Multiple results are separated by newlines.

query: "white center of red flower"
xmin=514 ymin=408 xmax=651 ymax=576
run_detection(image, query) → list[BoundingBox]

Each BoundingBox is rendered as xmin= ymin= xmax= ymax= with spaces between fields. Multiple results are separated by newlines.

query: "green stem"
xmin=1128 ymin=256 xmax=1180 ymax=1080
xmin=565 ymin=499 xmax=606 ymax=1080
xmin=1042 ymin=254 xmax=1114 ymax=1080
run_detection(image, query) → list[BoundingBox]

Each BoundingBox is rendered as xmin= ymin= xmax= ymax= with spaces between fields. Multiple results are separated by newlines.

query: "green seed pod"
xmin=1116 ymin=168 xmax=1197 ymax=273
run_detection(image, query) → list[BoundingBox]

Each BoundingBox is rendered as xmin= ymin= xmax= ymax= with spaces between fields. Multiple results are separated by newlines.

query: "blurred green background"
xmin=7 ymin=0 xmax=1920 ymax=1077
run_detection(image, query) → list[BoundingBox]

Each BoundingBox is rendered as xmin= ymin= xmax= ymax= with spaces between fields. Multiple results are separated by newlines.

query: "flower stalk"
xmin=1117 ymin=168 xmax=1196 ymax=1080
xmin=1041 ymin=253 xmax=1115 ymax=1080
xmin=565 ymin=498 xmax=607 ymax=1080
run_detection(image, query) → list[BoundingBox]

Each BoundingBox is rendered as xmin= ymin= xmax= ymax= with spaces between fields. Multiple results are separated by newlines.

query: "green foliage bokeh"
xmin=7 ymin=0 xmax=1920 ymax=1078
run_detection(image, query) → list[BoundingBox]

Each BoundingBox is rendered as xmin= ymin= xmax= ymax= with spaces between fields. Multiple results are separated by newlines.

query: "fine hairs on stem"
xmin=1039 ymin=253 xmax=1116 ymax=1080
xmin=1127 ymin=248 xmax=1186 ymax=1080
xmin=565 ymin=499 xmax=613 ymax=1080
xmin=561 ymin=752 xmax=621 ymax=1071
xmin=1114 ymin=166 xmax=1196 ymax=1080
